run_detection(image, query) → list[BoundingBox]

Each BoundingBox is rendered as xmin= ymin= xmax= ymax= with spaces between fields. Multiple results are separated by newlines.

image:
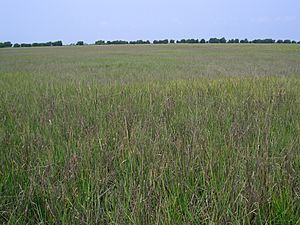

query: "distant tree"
xmin=76 ymin=41 xmax=84 ymax=46
xmin=298 ymin=41 xmax=300 ymax=44
xmin=292 ymin=40 xmax=296 ymax=44
xmin=21 ymin=43 xmax=32 ymax=47
xmin=52 ymin=41 xmax=63 ymax=46
xmin=0 ymin=41 xmax=12 ymax=48
xmin=107 ymin=40 xmax=128 ymax=45
xmin=283 ymin=40 xmax=291 ymax=44
xmin=189 ymin=39 xmax=198 ymax=43
xmin=240 ymin=39 xmax=249 ymax=43
xmin=252 ymin=39 xmax=275 ymax=44
xmin=209 ymin=38 xmax=220 ymax=43
xmin=232 ymin=39 xmax=239 ymax=43
xmin=13 ymin=43 xmax=20 ymax=48
xmin=177 ymin=39 xmax=200 ymax=44
xmin=277 ymin=40 xmax=283 ymax=44
xmin=170 ymin=39 xmax=175 ymax=44
xmin=95 ymin=40 xmax=106 ymax=45
xmin=5 ymin=41 xmax=12 ymax=47
xmin=153 ymin=39 xmax=169 ymax=44
xmin=177 ymin=39 xmax=186 ymax=44
xmin=31 ymin=42 xmax=55 ymax=47
xmin=220 ymin=37 xmax=226 ymax=43
xmin=129 ymin=40 xmax=150 ymax=45
xmin=200 ymin=39 xmax=206 ymax=43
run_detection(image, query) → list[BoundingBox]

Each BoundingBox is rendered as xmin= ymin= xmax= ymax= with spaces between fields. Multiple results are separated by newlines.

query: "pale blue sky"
xmin=1 ymin=0 xmax=300 ymax=43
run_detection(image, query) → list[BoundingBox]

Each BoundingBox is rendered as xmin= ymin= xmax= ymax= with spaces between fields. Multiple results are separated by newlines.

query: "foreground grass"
xmin=1 ymin=76 xmax=300 ymax=224
xmin=1 ymin=45 xmax=300 ymax=224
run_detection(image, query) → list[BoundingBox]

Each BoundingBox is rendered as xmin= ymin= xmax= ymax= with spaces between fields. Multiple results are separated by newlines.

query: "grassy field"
xmin=1 ymin=44 xmax=300 ymax=224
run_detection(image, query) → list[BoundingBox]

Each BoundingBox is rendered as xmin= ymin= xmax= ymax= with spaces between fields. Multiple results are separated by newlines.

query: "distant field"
xmin=1 ymin=44 xmax=300 ymax=83
xmin=1 ymin=45 xmax=300 ymax=224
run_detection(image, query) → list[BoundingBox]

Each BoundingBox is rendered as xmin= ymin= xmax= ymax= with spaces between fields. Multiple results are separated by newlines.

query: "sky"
xmin=1 ymin=0 xmax=300 ymax=44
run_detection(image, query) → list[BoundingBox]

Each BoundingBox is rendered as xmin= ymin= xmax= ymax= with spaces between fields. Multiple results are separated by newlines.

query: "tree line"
xmin=93 ymin=38 xmax=299 ymax=45
xmin=0 ymin=41 xmax=63 ymax=48
xmin=1 ymin=38 xmax=300 ymax=48
xmin=65 ymin=38 xmax=300 ymax=46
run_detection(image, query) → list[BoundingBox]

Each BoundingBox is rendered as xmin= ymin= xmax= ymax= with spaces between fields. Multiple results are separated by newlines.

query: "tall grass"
xmin=1 ymin=45 xmax=300 ymax=224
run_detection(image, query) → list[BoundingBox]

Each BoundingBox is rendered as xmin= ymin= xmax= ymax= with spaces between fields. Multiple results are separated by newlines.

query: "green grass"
xmin=1 ymin=44 xmax=300 ymax=224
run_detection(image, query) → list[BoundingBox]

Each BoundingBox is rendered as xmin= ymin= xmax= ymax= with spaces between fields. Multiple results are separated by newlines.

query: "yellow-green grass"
xmin=0 ymin=45 xmax=300 ymax=224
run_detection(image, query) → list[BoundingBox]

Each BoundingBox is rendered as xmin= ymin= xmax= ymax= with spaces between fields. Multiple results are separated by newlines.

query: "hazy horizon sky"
xmin=1 ymin=0 xmax=300 ymax=44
